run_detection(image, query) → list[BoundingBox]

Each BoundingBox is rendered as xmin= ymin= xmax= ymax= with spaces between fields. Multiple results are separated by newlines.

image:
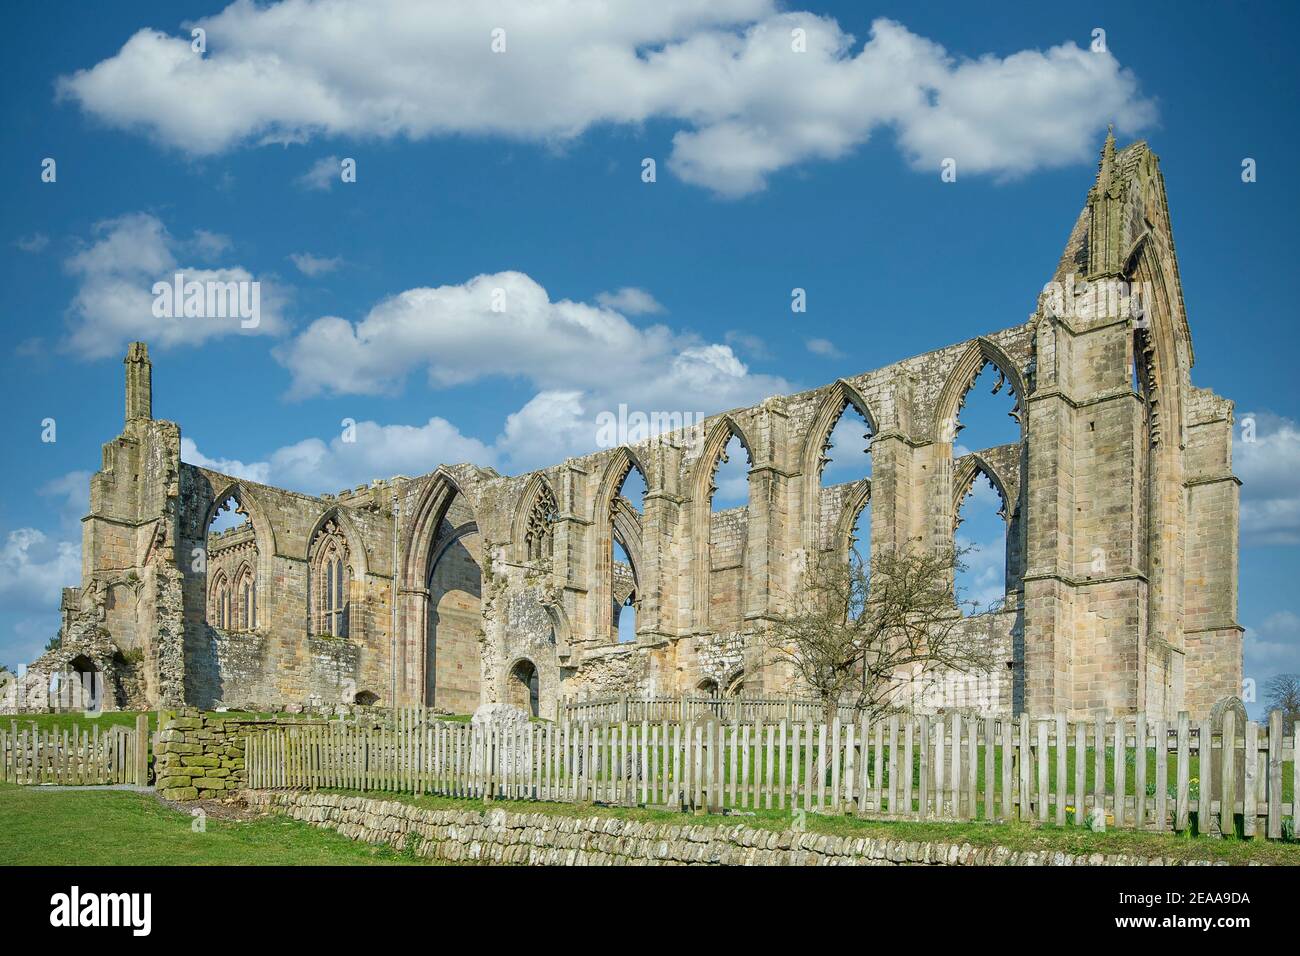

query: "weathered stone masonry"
xmin=30 ymin=137 xmax=1240 ymax=721
xmin=243 ymin=791 xmax=1231 ymax=866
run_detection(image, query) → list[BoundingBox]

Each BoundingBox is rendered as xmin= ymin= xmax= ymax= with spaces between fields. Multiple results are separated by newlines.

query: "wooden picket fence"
xmin=245 ymin=708 xmax=1299 ymax=839
xmin=562 ymin=694 xmax=860 ymax=725
xmin=0 ymin=715 xmax=150 ymax=786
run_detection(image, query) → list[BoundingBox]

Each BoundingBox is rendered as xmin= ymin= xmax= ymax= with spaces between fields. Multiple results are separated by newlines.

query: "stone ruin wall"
xmin=11 ymin=140 xmax=1241 ymax=724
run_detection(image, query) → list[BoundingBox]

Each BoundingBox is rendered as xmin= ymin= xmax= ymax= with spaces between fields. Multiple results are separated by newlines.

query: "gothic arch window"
xmin=693 ymin=420 xmax=754 ymax=631
xmin=209 ymin=569 xmax=231 ymax=630
xmin=310 ymin=519 xmax=352 ymax=637
xmin=205 ymin=491 xmax=259 ymax=634
xmin=233 ymin=562 xmax=257 ymax=631
xmin=523 ymin=480 xmax=559 ymax=563
xmin=937 ymin=341 xmax=1025 ymax=452
xmin=607 ymin=458 xmax=646 ymax=643
xmin=953 ymin=463 xmax=1011 ymax=616
xmin=708 ymin=431 xmax=751 ymax=513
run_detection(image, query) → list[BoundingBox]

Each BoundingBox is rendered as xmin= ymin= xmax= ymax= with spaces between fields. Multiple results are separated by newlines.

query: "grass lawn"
xmin=0 ymin=781 xmax=439 ymax=866
xmin=332 ymin=788 xmax=1300 ymax=866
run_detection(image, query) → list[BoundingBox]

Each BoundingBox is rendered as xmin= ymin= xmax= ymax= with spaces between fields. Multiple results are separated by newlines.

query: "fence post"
xmin=134 ymin=713 xmax=150 ymax=786
xmin=1267 ymin=709 xmax=1283 ymax=839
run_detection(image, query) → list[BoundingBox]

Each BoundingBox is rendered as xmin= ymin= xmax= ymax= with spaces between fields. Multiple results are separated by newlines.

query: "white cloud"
xmin=1244 ymin=611 xmax=1299 ymax=696
xmin=297 ymin=156 xmax=341 ymax=191
xmin=57 ymin=4 xmax=1154 ymax=196
xmin=183 ymin=416 xmax=496 ymax=497
xmin=805 ymin=337 xmax=844 ymax=359
xmin=289 ymin=252 xmax=343 ymax=276
xmin=274 ymin=269 xmax=792 ymax=468
xmin=61 ymin=213 xmax=286 ymax=360
xmin=595 ymin=287 xmax=664 ymax=315
xmin=1235 ymin=411 xmax=1300 ymax=546
xmin=0 ymin=529 xmax=80 ymax=616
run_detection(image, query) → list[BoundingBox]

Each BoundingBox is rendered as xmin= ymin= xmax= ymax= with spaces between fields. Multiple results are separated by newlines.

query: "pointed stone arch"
xmin=207 ymin=567 xmax=231 ymax=630
xmin=690 ymin=416 xmax=754 ymax=632
xmin=305 ymin=507 xmax=370 ymax=579
xmin=202 ymin=481 xmax=272 ymax=636
xmin=800 ymin=380 xmax=878 ymax=551
xmin=593 ymin=448 xmax=649 ymax=642
xmin=307 ymin=507 xmax=370 ymax=639
xmin=952 ymin=456 xmax=1014 ymax=614
xmin=833 ymin=478 xmax=873 ymax=563
xmin=397 ymin=469 xmax=483 ymax=708
xmin=514 ymin=474 xmax=560 ymax=564
xmin=933 ymin=337 xmax=1027 ymax=446
xmin=203 ymin=481 xmax=278 ymax=557
xmin=231 ymin=558 xmax=257 ymax=631
xmin=952 ymin=454 xmax=1013 ymax=526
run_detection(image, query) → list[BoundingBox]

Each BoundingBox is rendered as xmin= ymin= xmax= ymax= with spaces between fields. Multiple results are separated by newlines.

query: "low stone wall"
xmin=243 ymin=790 xmax=1228 ymax=866
xmin=154 ymin=709 xmax=277 ymax=800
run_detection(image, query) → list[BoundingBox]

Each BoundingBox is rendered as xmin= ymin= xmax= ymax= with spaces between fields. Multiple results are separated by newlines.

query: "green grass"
xmin=0 ymin=781 xmax=440 ymax=866
xmin=332 ymin=788 xmax=1300 ymax=866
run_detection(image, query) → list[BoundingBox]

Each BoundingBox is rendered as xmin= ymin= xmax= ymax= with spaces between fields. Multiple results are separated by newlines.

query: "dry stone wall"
xmin=154 ymin=708 xmax=277 ymax=801
xmin=243 ymin=790 xmax=1229 ymax=867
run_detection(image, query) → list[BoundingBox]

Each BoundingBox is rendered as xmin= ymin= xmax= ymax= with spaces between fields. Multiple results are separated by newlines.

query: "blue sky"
xmin=0 ymin=1 xmax=1296 ymax=712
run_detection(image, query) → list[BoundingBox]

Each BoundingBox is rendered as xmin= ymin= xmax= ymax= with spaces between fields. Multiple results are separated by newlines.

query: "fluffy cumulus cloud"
xmin=62 ymin=212 xmax=285 ymax=360
xmin=0 ymin=529 xmax=80 ymax=616
xmin=594 ymin=287 xmax=665 ymax=315
xmin=183 ymin=416 xmax=496 ymax=497
xmin=178 ymin=270 xmax=791 ymax=490
xmin=274 ymin=269 xmax=791 ymax=467
xmin=56 ymin=2 xmax=1154 ymax=196
xmin=1235 ymin=411 xmax=1300 ymax=546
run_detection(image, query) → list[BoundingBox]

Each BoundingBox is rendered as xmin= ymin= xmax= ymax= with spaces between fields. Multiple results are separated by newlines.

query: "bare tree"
xmin=1265 ymin=673 xmax=1300 ymax=725
xmin=764 ymin=545 xmax=998 ymax=725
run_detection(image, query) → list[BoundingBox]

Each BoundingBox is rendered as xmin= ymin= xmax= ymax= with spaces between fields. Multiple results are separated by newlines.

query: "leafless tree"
xmin=1265 ymin=673 xmax=1300 ymax=725
xmin=764 ymin=545 xmax=998 ymax=726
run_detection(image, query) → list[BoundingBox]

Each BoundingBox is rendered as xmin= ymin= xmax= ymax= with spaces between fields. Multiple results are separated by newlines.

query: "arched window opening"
xmin=354 ymin=690 xmax=379 ymax=706
xmin=950 ymin=362 xmax=1021 ymax=454
xmin=209 ymin=570 xmax=230 ymax=630
xmin=509 ymin=659 xmax=540 ymax=717
xmin=209 ymin=495 xmax=251 ymax=535
xmin=233 ymin=563 xmax=257 ymax=631
xmin=819 ymin=403 xmax=873 ymax=487
xmin=310 ymin=519 xmax=351 ymax=637
xmin=206 ymin=493 xmax=257 ymax=633
xmin=612 ymin=540 xmax=638 ymax=643
xmin=524 ymin=482 xmax=559 ymax=562
xmin=697 ymin=678 xmax=719 ymax=697
xmin=608 ymin=460 xmax=646 ymax=643
xmin=725 ymin=670 xmax=745 ymax=698
xmin=709 ymin=433 xmax=750 ymax=511
xmin=954 ymin=470 xmax=1009 ymax=616
xmin=849 ymin=497 xmax=872 ymax=570
xmin=618 ymin=465 xmax=646 ymax=514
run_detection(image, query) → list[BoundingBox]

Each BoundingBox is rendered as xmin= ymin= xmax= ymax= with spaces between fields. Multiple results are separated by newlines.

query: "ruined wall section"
xmin=177 ymin=466 xmax=397 ymax=711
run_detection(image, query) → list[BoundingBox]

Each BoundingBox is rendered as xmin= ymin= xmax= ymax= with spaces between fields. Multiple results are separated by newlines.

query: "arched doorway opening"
xmin=508 ymin=659 xmax=540 ymax=717
xmin=69 ymin=654 xmax=101 ymax=712
xmin=425 ymin=518 xmax=483 ymax=714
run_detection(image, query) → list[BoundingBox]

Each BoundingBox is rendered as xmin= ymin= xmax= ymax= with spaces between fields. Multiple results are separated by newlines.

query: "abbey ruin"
xmin=10 ymin=137 xmax=1242 ymax=721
